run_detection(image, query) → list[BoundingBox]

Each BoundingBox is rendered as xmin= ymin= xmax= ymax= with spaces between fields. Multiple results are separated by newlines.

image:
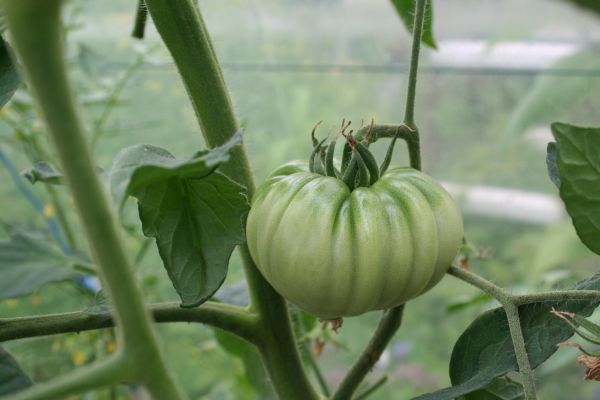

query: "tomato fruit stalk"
xmin=246 ymin=124 xmax=464 ymax=317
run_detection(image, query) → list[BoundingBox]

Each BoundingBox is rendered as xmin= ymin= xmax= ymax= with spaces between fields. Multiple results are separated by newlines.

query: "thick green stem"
xmin=3 ymin=2 xmax=184 ymax=398
xmin=144 ymin=0 xmax=255 ymax=193
xmin=239 ymin=247 xmax=320 ymax=399
xmin=144 ymin=1 xmax=318 ymax=398
xmin=0 ymin=301 xmax=258 ymax=343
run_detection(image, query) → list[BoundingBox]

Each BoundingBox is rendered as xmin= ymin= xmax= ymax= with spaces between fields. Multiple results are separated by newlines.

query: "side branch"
xmin=330 ymin=306 xmax=405 ymax=400
xmin=0 ymin=302 xmax=259 ymax=344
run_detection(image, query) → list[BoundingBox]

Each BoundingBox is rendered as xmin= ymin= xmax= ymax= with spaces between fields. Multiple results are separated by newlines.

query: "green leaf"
xmin=465 ymin=377 xmax=523 ymax=400
xmin=545 ymin=142 xmax=560 ymax=189
xmin=0 ymin=232 xmax=78 ymax=301
xmin=0 ymin=36 xmax=19 ymax=109
xmin=137 ymin=173 xmax=248 ymax=307
xmin=107 ymin=130 xmax=243 ymax=208
xmin=84 ymin=290 xmax=110 ymax=316
xmin=0 ymin=347 xmax=32 ymax=396
xmin=22 ymin=162 xmax=63 ymax=185
xmin=390 ymin=0 xmax=437 ymax=49
xmin=414 ymin=271 xmax=600 ymax=400
xmin=109 ymin=132 xmax=248 ymax=307
xmin=213 ymin=330 xmax=276 ymax=399
xmin=551 ymin=122 xmax=600 ymax=255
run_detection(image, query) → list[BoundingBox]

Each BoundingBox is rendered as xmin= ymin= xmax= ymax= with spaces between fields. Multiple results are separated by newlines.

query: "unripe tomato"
xmin=246 ymin=160 xmax=463 ymax=318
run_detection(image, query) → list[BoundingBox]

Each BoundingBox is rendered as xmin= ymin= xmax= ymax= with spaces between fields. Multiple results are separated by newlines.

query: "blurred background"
xmin=2 ymin=0 xmax=600 ymax=398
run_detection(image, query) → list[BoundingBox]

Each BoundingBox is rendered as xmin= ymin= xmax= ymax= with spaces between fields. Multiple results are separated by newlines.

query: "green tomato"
xmin=246 ymin=160 xmax=463 ymax=318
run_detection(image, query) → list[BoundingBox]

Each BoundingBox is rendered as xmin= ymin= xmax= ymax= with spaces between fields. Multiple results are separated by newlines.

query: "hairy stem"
xmin=447 ymin=265 xmax=537 ymax=399
xmin=503 ymin=302 xmax=537 ymax=399
xmin=144 ymin=1 xmax=318 ymax=398
xmin=447 ymin=265 xmax=512 ymax=303
xmin=355 ymin=124 xmax=420 ymax=169
xmin=0 ymin=301 xmax=258 ymax=344
xmin=3 ymin=1 xmax=185 ymax=398
xmin=514 ymin=290 xmax=600 ymax=305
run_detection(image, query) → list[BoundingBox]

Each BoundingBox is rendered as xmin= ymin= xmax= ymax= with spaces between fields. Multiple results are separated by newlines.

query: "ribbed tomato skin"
xmin=246 ymin=161 xmax=463 ymax=318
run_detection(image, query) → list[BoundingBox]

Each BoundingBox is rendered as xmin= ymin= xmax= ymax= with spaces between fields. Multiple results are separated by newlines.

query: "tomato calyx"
xmin=308 ymin=119 xmax=400 ymax=190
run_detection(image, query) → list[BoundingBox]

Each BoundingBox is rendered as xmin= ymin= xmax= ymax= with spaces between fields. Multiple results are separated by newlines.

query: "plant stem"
xmin=6 ymin=355 xmax=128 ymax=400
xmin=503 ymin=302 xmax=537 ymax=399
xmin=131 ymin=0 xmax=148 ymax=39
xmin=355 ymin=124 xmax=420 ymax=170
xmin=403 ymin=0 xmax=427 ymax=130
xmin=144 ymin=0 xmax=254 ymax=192
xmin=514 ymin=290 xmax=600 ymax=305
xmin=330 ymin=307 xmax=404 ymax=400
xmin=447 ymin=265 xmax=512 ymax=303
xmin=0 ymin=301 xmax=258 ymax=343
xmin=143 ymin=2 xmax=318 ymax=398
xmin=355 ymin=375 xmax=388 ymax=400
xmin=447 ymin=265 xmax=537 ymax=399
xmin=3 ymin=2 xmax=185 ymax=399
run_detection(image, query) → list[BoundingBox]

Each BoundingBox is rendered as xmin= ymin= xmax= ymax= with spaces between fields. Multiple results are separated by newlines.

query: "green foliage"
xmin=0 ymin=347 xmax=32 ymax=396
xmin=0 ymin=36 xmax=19 ymax=109
xmin=465 ymin=377 xmax=524 ymax=400
xmin=417 ymin=271 xmax=600 ymax=400
xmin=108 ymin=132 xmax=249 ymax=307
xmin=84 ymin=290 xmax=110 ymax=316
xmin=213 ymin=330 xmax=276 ymax=399
xmin=107 ymin=131 xmax=244 ymax=207
xmin=21 ymin=162 xmax=62 ymax=185
xmin=545 ymin=142 xmax=560 ymax=189
xmin=390 ymin=0 xmax=436 ymax=48
xmin=0 ymin=232 xmax=80 ymax=301
xmin=552 ymin=122 xmax=600 ymax=255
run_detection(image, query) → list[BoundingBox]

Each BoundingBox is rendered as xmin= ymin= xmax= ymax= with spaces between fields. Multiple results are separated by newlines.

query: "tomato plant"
xmin=2 ymin=0 xmax=600 ymax=400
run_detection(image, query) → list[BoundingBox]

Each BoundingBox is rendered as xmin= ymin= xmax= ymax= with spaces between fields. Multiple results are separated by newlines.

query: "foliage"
xmin=0 ymin=347 xmax=32 ymax=396
xmin=551 ymin=122 xmax=600 ymax=256
xmin=0 ymin=232 xmax=82 ymax=301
